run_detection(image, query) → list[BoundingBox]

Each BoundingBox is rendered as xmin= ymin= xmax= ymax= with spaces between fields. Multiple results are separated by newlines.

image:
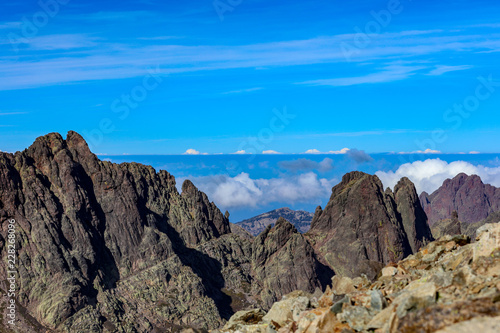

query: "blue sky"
xmin=1 ymin=0 xmax=500 ymax=155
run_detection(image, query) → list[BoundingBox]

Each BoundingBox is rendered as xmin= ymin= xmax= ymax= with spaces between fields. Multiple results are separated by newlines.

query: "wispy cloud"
xmin=76 ymin=11 xmax=155 ymax=21
xmin=27 ymin=34 xmax=99 ymax=51
xmin=221 ymin=87 xmax=263 ymax=94
xmin=137 ymin=36 xmax=184 ymax=41
xmin=262 ymin=150 xmax=281 ymax=154
xmin=0 ymin=21 xmax=21 ymax=30
xmin=1 ymin=28 xmax=500 ymax=90
xmin=427 ymin=65 xmax=473 ymax=76
xmin=299 ymin=64 xmax=427 ymax=86
xmin=0 ymin=112 xmax=28 ymax=115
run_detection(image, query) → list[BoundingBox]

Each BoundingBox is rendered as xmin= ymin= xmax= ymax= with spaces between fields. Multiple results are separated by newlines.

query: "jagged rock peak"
xmin=307 ymin=171 xmax=430 ymax=279
xmin=182 ymin=178 xmax=198 ymax=194
xmin=340 ymin=170 xmax=370 ymax=185
xmin=311 ymin=205 xmax=323 ymax=227
xmin=394 ymin=176 xmax=434 ymax=253
xmin=252 ymin=217 xmax=333 ymax=309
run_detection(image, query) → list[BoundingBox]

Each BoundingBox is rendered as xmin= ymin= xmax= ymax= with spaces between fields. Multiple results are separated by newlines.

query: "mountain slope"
xmin=235 ymin=207 xmax=313 ymax=236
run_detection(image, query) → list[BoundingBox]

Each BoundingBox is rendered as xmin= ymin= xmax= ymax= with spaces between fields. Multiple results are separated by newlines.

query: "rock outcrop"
xmin=251 ymin=218 xmax=332 ymax=309
xmin=235 ymin=208 xmax=313 ymax=236
xmin=306 ymin=172 xmax=433 ymax=279
xmin=420 ymin=173 xmax=500 ymax=227
xmin=220 ymin=222 xmax=500 ymax=333
xmin=431 ymin=210 xmax=463 ymax=239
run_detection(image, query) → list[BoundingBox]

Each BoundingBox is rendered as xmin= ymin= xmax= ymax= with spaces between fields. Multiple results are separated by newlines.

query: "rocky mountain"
xmin=235 ymin=208 xmax=313 ymax=236
xmin=0 ymin=132 xmax=436 ymax=332
xmin=307 ymin=171 xmax=433 ymax=279
xmin=0 ymin=132 xmax=330 ymax=332
xmin=219 ymin=222 xmax=500 ymax=333
xmin=420 ymin=173 xmax=500 ymax=227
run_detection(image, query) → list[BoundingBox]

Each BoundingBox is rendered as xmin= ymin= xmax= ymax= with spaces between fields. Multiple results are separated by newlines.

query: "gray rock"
xmin=330 ymin=295 xmax=350 ymax=314
xmin=337 ymin=306 xmax=373 ymax=332
xmin=370 ymin=290 xmax=387 ymax=312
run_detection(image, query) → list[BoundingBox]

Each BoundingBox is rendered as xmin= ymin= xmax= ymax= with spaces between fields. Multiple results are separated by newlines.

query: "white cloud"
xmin=469 ymin=151 xmax=481 ymax=154
xmin=183 ymin=148 xmax=208 ymax=155
xmin=233 ymin=150 xmax=248 ymax=154
xmin=398 ymin=149 xmax=442 ymax=154
xmin=304 ymin=149 xmax=321 ymax=154
xmin=262 ymin=150 xmax=281 ymax=154
xmin=376 ymin=159 xmax=500 ymax=194
xmin=185 ymin=172 xmax=336 ymax=209
xmin=304 ymin=148 xmax=350 ymax=154
xmin=329 ymin=148 xmax=350 ymax=154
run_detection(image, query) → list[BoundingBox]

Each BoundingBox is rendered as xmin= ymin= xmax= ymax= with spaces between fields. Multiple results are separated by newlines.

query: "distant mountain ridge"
xmin=235 ymin=207 xmax=313 ymax=236
xmin=420 ymin=173 xmax=500 ymax=226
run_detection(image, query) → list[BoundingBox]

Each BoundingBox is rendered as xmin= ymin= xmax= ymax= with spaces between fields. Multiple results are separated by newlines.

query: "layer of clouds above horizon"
xmin=103 ymin=152 xmax=500 ymax=220
xmin=1 ymin=0 xmax=500 ymax=155
xmin=185 ymin=155 xmax=500 ymax=218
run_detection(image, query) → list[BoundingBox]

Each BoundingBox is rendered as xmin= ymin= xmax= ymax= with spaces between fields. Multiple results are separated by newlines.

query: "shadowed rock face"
xmin=251 ymin=218 xmax=333 ymax=309
xmin=420 ymin=173 xmax=500 ymax=227
xmin=307 ymin=172 xmax=433 ymax=279
xmin=394 ymin=177 xmax=434 ymax=254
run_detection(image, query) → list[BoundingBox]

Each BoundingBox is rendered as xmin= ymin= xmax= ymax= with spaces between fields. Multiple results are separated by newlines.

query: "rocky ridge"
xmin=219 ymin=222 xmax=500 ymax=333
xmin=420 ymin=173 xmax=500 ymax=227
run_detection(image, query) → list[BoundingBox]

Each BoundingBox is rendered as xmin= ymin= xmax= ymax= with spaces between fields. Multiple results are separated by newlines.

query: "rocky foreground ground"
xmin=217 ymin=222 xmax=500 ymax=333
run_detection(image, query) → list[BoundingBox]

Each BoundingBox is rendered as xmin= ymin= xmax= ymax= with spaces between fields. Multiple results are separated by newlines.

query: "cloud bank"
xmin=184 ymin=172 xmax=336 ymax=209
xmin=376 ymin=159 xmax=500 ymax=194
